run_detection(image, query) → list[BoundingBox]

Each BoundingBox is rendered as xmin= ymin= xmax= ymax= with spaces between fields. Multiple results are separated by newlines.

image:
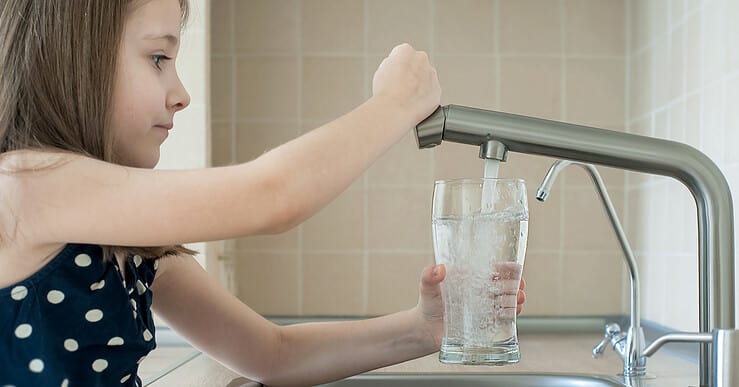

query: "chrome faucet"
xmin=535 ymin=160 xmax=646 ymax=377
xmin=415 ymin=104 xmax=735 ymax=387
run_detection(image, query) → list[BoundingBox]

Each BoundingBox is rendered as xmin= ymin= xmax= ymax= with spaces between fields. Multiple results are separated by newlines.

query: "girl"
xmin=0 ymin=0 xmax=525 ymax=386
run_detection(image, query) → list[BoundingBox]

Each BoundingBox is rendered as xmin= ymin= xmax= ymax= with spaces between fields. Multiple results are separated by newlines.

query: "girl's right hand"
xmin=372 ymin=43 xmax=442 ymax=125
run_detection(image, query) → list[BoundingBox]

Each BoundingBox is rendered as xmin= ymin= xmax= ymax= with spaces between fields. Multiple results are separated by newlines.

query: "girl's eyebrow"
xmin=142 ymin=33 xmax=179 ymax=46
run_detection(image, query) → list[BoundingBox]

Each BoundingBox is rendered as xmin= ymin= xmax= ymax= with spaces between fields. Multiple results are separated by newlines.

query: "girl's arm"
xmin=150 ymin=254 xmax=443 ymax=387
xmin=9 ymin=44 xmax=440 ymax=248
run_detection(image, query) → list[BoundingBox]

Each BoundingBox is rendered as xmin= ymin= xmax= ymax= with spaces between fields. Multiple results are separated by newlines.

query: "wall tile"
xmin=367 ymin=0 xmax=431 ymax=54
xmin=566 ymin=58 xmax=625 ymax=127
xmin=561 ymin=161 xmax=626 ymax=191
xmin=210 ymin=0 xmax=233 ymax=54
xmin=433 ymin=0 xmax=495 ymax=54
xmin=639 ymin=254 xmax=666 ymax=323
xmin=368 ymin=187 xmax=433 ymax=251
xmin=526 ymin=185 xmax=562 ymax=252
xmin=651 ymin=37 xmax=670 ymax=108
xmin=565 ymin=0 xmax=625 ymax=56
xmin=500 ymin=57 xmax=562 ymax=120
xmin=662 ymin=253 xmax=700 ymax=331
xmin=435 ymin=56 xmax=497 ymax=110
xmin=684 ymin=11 xmax=702 ymax=94
xmin=302 ymin=253 xmax=364 ymax=315
xmin=727 ymin=0 xmax=739 ymax=72
xmin=367 ymin=253 xmax=433 ymax=315
xmin=235 ymin=227 xmax=300 ymax=252
xmin=210 ymin=121 xmax=233 ymax=167
xmin=669 ymin=24 xmax=686 ymax=102
xmin=700 ymin=0 xmax=726 ymax=85
xmin=684 ymin=94 xmax=701 ymax=148
xmin=302 ymin=0 xmax=364 ymax=53
xmin=210 ymin=57 xmax=233 ymax=121
xmin=699 ymin=84 xmax=725 ymax=162
xmin=237 ymin=252 xmax=300 ymax=315
xmin=234 ymin=0 xmax=299 ymax=53
xmin=725 ymin=75 xmax=739 ymax=164
xmin=236 ymin=57 xmax=299 ymax=120
xmin=647 ymin=0 xmax=669 ymax=43
xmin=235 ymin=122 xmax=299 ymax=163
xmin=629 ymin=50 xmax=652 ymax=119
xmin=669 ymin=99 xmax=686 ymax=142
xmin=562 ymin=187 xmax=624 ymax=252
xmin=367 ymin=132 xmax=434 ymax=185
xmin=519 ymin=252 xmax=562 ymax=315
xmin=432 ymin=143 xmax=485 ymax=181
xmin=499 ymin=0 xmax=561 ymax=55
xmin=624 ymin=184 xmax=649 ymax=254
xmin=302 ymin=190 xmax=365 ymax=251
xmin=629 ymin=0 xmax=649 ymax=51
xmin=302 ymin=57 xmax=365 ymax=121
xmin=562 ymin=252 xmax=625 ymax=315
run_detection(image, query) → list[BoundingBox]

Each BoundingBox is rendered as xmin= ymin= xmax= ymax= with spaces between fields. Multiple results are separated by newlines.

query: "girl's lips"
xmin=155 ymin=123 xmax=173 ymax=130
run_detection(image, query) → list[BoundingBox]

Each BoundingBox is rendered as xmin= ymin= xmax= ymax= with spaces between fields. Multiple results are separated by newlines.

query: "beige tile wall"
xmin=625 ymin=0 xmax=739 ymax=331
xmin=211 ymin=0 xmax=629 ymax=317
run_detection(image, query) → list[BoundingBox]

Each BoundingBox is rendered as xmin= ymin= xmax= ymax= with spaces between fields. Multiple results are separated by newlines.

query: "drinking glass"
xmin=432 ymin=178 xmax=528 ymax=365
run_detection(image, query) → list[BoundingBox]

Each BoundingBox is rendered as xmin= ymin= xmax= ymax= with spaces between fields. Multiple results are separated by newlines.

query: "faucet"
xmin=415 ymin=104 xmax=735 ymax=387
xmin=535 ymin=160 xmax=646 ymax=377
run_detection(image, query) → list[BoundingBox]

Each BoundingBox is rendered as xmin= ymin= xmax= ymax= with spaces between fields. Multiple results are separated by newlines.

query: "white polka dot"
xmin=153 ymin=260 xmax=159 ymax=270
xmin=133 ymin=255 xmax=142 ymax=267
xmin=136 ymin=280 xmax=147 ymax=295
xmin=90 ymin=280 xmax=105 ymax=291
xmin=130 ymin=299 xmax=137 ymax=310
xmin=132 ymin=309 xmax=137 ymax=319
xmin=64 ymin=338 xmax=79 ymax=352
xmin=61 ymin=379 xmax=69 ymax=387
xmin=120 ymin=374 xmax=131 ymax=383
xmin=91 ymin=358 xmax=108 ymax=372
xmin=29 ymin=358 xmax=44 ymax=373
xmin=10 ymin=285 xmax=28 ymax=301
xmin=107 ymin=337 xmax=124 ymax=346
xmin=47 ymin=290 xmax=65 ymax=304
xmin=14 ymin=324 xmax=32 ymax=339
xmin=85 ymin=309 xmax=104 ymax=322
xmin=74 ymin=253 xmax=92 ymax=267
xmin=143 ymin=329 xmax=153 ymax=342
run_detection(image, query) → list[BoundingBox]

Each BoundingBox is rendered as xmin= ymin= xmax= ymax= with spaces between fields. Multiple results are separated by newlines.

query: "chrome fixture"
xmin=415 ymin=104 xmax=736 ymax=387
xmin=535 ymin=160 xmax=645 ymax=377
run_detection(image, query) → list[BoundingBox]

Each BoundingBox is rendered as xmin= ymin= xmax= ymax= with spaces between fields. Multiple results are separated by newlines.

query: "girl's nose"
xmin=168 ymin=73 xmax=191 ymax=112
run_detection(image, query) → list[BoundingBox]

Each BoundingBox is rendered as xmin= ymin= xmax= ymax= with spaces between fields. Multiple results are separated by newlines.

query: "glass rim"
xmin=433 ymin=177 xmax=526 ymax=185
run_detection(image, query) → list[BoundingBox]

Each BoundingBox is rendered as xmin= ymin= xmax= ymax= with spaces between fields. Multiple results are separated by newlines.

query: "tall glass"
xmin=432 ymin=178 xmax=529 ymax=365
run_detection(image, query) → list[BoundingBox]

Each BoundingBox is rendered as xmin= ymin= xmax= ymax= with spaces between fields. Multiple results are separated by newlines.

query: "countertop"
xmin=144 ymin=332 xmax=699 ymax=387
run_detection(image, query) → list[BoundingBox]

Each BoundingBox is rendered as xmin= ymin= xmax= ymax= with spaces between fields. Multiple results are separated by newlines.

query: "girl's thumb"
xmin=422 ymin=264 xmax=445 ymax=289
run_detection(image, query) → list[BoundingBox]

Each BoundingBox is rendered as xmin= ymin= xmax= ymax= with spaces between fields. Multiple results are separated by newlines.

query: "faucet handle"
xmin=592 ymin=323 xmax=623 ymax=359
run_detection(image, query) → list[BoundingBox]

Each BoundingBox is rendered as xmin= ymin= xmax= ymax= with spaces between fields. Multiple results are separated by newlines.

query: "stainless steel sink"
xmin=316 ymin=373 xmax=627 ymax=387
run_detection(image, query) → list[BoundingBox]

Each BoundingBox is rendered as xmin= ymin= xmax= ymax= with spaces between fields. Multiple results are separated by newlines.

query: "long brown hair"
xmin=0 ymin=0 xmax=196 ymax=261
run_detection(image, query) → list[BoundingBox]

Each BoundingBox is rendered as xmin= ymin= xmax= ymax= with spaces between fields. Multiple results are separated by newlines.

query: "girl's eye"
xmin=151 ymin=54 xmax=172 ymax=70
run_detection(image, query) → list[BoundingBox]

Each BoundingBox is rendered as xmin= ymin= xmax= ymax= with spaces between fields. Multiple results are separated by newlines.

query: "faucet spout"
xmin=536 ymin=160 xmax=645 ymax=376
xmin=416 ymin=104 xmax=735 ymax=387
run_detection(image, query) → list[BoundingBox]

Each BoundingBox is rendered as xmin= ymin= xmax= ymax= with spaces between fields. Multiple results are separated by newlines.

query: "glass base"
xmin=439 ymin=344 xmax=520 ymax=366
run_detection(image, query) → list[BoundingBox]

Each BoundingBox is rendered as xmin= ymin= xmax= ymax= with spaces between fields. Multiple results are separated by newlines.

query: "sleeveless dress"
xmin=0 ymin=244 xmax=159 ymax=387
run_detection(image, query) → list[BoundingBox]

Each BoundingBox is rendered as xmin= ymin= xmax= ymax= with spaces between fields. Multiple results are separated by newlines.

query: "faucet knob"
xmin=592 ymin=323 xmax=624 ymax=359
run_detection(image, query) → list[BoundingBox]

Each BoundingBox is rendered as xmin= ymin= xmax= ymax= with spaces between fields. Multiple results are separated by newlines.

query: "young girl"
xmin=0 ymin=1 xmax=525 ymax=386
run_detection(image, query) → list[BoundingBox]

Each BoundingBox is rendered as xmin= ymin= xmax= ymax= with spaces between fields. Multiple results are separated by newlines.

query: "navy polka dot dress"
xmin=1 ymin=244 xmax=159 ymax=387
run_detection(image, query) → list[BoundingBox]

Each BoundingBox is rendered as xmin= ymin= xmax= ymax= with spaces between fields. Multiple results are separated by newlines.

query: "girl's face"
xmin=110 ymin=0 xmax=190 ymax=168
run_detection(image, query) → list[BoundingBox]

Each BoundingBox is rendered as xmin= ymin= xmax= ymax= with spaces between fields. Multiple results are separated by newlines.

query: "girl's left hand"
xmin=412 ymin=264 xmax=527 ymax=350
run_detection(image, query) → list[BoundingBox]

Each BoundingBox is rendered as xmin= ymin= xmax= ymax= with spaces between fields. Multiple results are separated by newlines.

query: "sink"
xmin=315 ymin=373 xmax=627 ymax=387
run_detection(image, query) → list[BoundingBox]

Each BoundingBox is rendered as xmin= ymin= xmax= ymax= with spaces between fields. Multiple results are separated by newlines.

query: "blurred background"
xmin=166 ymin=0 xmax=739 ymax=333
